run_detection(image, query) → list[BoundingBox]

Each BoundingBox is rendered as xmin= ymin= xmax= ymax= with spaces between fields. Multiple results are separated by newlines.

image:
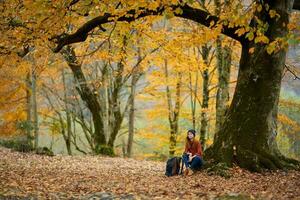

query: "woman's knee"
xmin=191 ymin=156 xmax=203 ymax=169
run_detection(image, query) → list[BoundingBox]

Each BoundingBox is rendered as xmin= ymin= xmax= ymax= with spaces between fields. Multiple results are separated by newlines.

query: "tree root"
xmin=236 ymin=147 xmax=300 ymax=172
xmin=95 ymin=145 xmax=115 ymax=156
xmin=204 ymin=145 xmax=300 ymax=173
xmin=205 ymin=162 xmax=231 ymax=179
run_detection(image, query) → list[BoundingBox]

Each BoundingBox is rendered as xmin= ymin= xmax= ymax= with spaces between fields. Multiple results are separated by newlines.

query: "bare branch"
xmin=285 ymin=64 xmax=300 ymax=80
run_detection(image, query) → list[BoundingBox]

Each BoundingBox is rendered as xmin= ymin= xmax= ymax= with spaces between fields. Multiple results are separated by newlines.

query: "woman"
xmin=182 ymin=129 xmax=203 ymax=175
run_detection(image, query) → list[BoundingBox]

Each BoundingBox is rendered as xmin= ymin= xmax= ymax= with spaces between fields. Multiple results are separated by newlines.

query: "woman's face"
xmin=187 ymin=132 xmax=194 ymax=140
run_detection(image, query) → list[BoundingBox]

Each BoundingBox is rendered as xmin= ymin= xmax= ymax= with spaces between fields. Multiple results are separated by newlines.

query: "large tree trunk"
xmin=61 ymin=46 xmax=106 ymax=154
xmin=71 ymin=64 xmax=106 ymax=153
xmin=205 ymin=0 xmax=299 ymax=171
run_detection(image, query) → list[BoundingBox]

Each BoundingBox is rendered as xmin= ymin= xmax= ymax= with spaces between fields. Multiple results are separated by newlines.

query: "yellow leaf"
xmin=287 ymin=23 xmax=296 ymax=30
xmin=174 ymin=8 xmax=183 ymax=15
xmin=205 ymin=139 xmax=213 ymax=146
xmin=235 ymin=28 xmax=247 ymax=36
xmin=266 ymin=41 xmax=277 ymax=54
xmin=269 ymin=10 xmax=277 ymax=18
xmin=148 ymin=1 xmax=160 ymax=10
xmin=254 ymin=35 xmax=269 ymax=44
xmin=257 ymin=4 xmax=263 ymax=12
xmin=246 ymin=32 xmax=254 ymax=41
xmin=249 ymin=47 xmax=255 ymax=54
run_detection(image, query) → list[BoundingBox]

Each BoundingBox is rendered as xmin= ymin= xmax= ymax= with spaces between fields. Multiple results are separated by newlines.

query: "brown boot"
xmin=184 ymin=168 xmax=194 ymax=176
xmin=187 ymin=168 xmax=194 ymax=176
xmin=184 ymin=168 xmax=189 ymax=176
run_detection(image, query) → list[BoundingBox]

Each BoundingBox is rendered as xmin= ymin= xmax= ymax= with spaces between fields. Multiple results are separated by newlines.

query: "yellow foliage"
xmin=254 ymin=35 xmax=269 ymax=44
xmin=205 ymin=138 xmax=213 ymax=146
xmin=278 ymin=114 xmax=300 ymax=131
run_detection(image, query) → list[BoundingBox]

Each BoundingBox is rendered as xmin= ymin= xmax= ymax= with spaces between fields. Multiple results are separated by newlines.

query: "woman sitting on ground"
xmin=182 ymin=129 xmax=204 ymax=175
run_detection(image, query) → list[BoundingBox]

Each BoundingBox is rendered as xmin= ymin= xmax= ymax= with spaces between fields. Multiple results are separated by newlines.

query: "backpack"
xmin=165 ymin=156 xmax=184 ymax=177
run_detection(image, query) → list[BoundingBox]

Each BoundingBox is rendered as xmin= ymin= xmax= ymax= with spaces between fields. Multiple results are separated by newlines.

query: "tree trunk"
xmin=165 ymin=60 xmax=182 ymax=156
xmin=189 ymin=71 xmax=198 ymax=130
xmin=200 ymin=44 xmax=210 ymax=149
xmin=127 ymin=58 xmax=140 ymax=158
xmin=127 ymin=79 xmax=136 ymax=158
xmin=105 ymin=36 xmax=130 ymax=155
xmin=71 ymin=64 xmax=106 ymax=153
xmin=173 ymin=74 xmax=181 ymax=154
xmin=107 ymin=61 xmax=124 ymax=152
xmin=62 ymin=69 xmax=72 ymax=155
xmin=61 ymin=46 xmax=106 ymax=154
xmin=32 ymin=70 xmax=39 ymax=150
xmin=25 ymin=72 xmax=33 ymax=148
xmin=102 ymin=65 xmax=110 ymax=143
xmin=215 ymin=44 xmax=232 ymax=136
xmin=214 ymin=0 xmax=232 ymax=135
xmin=205 ymin=0 xmax=300 ymax=171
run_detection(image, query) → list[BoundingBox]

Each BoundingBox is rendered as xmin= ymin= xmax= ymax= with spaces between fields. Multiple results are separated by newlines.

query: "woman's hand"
xmin=188 ymin=155 xmax=196 ymax=162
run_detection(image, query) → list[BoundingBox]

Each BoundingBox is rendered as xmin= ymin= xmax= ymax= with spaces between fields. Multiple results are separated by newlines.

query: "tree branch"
xmin=68 ymin=0 xmax=80 ymax=9
xmin=175 ymin=4 xmax=244 ymax=42
xmin=285 ymin=64 xmax=300 ymax=80
xmin=51 ymin=4 xmax=244 ymax=52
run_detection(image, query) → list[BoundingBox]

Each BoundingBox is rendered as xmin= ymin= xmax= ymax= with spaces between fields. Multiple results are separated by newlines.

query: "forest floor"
xmin=0 ymin=147 xmax=300 ymax=200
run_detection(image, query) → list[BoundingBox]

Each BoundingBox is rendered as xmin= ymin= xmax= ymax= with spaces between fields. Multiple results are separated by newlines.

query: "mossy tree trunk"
xmin=17 ymin=46 xmax=34 ymax=148
xmin=61 ymin=46 xmax=107 ymax=154
xmin=205 ymin=0 xmax=300 ymax=171
xmin=126 ymin=47 xmax=142 ymax=158
xmin=25 ymin=72 xmax=34 ymax=148
xmin=32 ymin=69 xmax=39 ymax=150
xmin=107 ymin=65 xmax=123 ymax=151
xmin=200 ymin=44 xmax=211 ymax=149
xmin=106 ymin=36 xmax=130 ymax=155
xmin=126 ymin=70 xmax=137 ymax=158
xmin=215 ymin=42 xmax=232 ymax=135
xmin=214 ymin=0 xmax=232 ymax=135
xmin=189 ymin=71 xmax=198 ymax=130
xmin=62 ymin=68 xmax=72 ymax=155
xmin=164 ymin=60 xmax=182 ymax=156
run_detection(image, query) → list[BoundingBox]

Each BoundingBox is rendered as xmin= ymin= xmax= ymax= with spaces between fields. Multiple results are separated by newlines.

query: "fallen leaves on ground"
xmin=0 ymin=147 xmax=299 ymax=200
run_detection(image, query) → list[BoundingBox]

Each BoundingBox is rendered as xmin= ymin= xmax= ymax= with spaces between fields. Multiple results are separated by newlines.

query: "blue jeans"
xmin=182 ymin=153 xmax=203 ymax=170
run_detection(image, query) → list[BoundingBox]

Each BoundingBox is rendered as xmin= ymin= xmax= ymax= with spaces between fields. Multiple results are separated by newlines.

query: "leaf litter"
xmin=0 ymin=147 xmax=299 ymax=200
